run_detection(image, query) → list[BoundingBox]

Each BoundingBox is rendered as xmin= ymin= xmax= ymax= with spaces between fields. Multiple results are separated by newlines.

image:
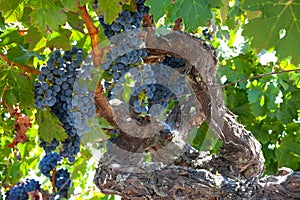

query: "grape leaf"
xmin=242 ymin=0 xmax=300 ymax=64
xmin=276 ymin=132 xmax=300 ymax=170
xmin=265 ymin=83 xmax=279 ymax=110
xmin=206 ymin=0 xmax=223 ymax=8
xmin=276 ymin=88 xmax=300 ymax=124
xmin=36 ymin=109 xmax=68 ymax=143
xmin=46 ymin=28 xmax=72 ymax=50
xmin=1 ymin=68 xmax=34 ymax=108
xmin=0 ymin=28 xmax=23 ymax=46
xmin=81 ymin=118 xmax=109 ymax=145
xmin=24 ymin=27 xmax=43 ymax=51
xmin=65 ymin=12 xmax=85 ymax=33
xmin=0 ymin=12 xmax=5 ymax=29
xmin=80 ymin=0 xmax=91 ymax=5
xmin=7 ymin=45 xmax=44 ymax=65
xmin=29 ymin=0 xmax=67 ymax=32
xmin=146 ymin=0 xmax=172 ymax=22
xmin=167 ymin=0 xmax=213 ymax=31
xmin=98 ymin=0 xmax=122 ymax=24
xmin=60 ymin=0 xmax=78 ymax=11
xmin=247 ymin=87 xmax=263 ymax=103
xmin=0 ymin=0 xmax=27 ymax=22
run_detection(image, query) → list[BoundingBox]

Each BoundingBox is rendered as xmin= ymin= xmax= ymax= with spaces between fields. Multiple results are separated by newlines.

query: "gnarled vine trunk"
xmin=93 ymin=29 xmax=300 ymax=199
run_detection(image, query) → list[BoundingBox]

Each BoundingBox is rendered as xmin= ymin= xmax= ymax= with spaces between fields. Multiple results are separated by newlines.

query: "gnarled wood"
xmin=93 ymin=29 xmax=299 ymax=199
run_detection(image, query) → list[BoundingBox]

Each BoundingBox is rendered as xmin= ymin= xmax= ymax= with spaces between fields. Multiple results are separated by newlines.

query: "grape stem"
xmin=52 ymin=169 xmax=57 ymax=193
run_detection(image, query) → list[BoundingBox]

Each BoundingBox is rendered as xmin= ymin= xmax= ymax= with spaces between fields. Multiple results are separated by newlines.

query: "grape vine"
xmin=2 ymin=0 xmax=300 ymax=199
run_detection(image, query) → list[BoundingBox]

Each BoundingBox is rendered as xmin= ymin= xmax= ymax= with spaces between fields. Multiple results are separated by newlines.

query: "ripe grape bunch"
xmin=99 ymin=0 xmax=190 ymax=121
xmin=32 ymin=46 xmax=96 ymax=199
xmin=5 ymin=179 xmax=40 ymax=200
xmin=34 ymin=46 xmax=96 ymax=162
xmin=38 ymin=152 xmax=71 ymax=198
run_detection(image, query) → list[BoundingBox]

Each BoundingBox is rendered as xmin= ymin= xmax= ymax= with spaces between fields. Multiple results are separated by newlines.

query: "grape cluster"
xmin=99 ymin=0 xmax=149 ymax=38
xmin=39 ymin=152 xmax=61 ymax=177
xmin=99 ymin=0 xmax=189 ymax=117
xmin=99 ymin=1 xmax=148 ymax=99
xmin=39 ymin=153 xmax=72 ymax=198
xmin=34 ymin=47 xmax=82 ymax=162
xmin=6 ymin=179 xmax=40 ymax=200
xmin=202 ymin=28 xmax=213 ymax=41
xmin=129 ymin=63 xmax=187 ymax=116
xmin=34 ymin=47 xmax=96 ymax=162
xmin=55 ymin=168 xmax=71 ymax=198
xmin=129 ymin=65 xmax=156 ymax=113
xmin=161 ymin=55 xmax=186 ymax=69
xmin=135 ymin=0 xmax=150 ymax=16
xmin=99 ymin=11 xmax=142 ymax=38
xmin=93 ymin=0 xmax=98 ymax=9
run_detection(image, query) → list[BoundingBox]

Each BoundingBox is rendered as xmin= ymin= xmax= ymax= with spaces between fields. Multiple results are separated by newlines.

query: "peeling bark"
xmin=93 ymin=29 xmax=299 ymax=199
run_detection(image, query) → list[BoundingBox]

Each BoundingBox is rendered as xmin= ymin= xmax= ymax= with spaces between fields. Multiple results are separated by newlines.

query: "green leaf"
xmin=276 ymin=89 xmax=300 ymax=124
xmin=7 ymin=45 xmax=44 ymax=65
xmin=122 ymin=85 xmax=131 ymax=102
xmin=81 ymin=118 xmax=109 ymax=145
xmin=46 ymin=28 xmax=72 ymax=50
xmin=265 ymin=83 xmax=279 ymax=110
xmin=80 ymin=0 xmax=91 ymax=5
xmin=206 ymin=0 xmax=223 ymax=8
xmin=36 ymin=109 xmax=68 ymax=143
xmin=146 ymin=0 xmax=172 ymax=21
xmin=187 ymin=122 xmax=220 ymax=151
xmin=242 ymin=1 xmax=300 ymax=64
xmin=167 ymin=0 xmax=212 ymax=31
xmin=98 ymin=0 xmax=122 ymax=24
xmin=251 ymin=101 xmax=266 ymax=117
xmin=65 ymin=12 xmax=85 ymax=33
xmin=0 ymin=28 xmax=23 ymax=46
xmin=24 ymin=27 xmax=43 ymax=51
xmin=1 ymin=68 xmax=34 ymax=108
xmin=247 ymin=87 xmax=263 ymax=103
xmin=60 ymin=0 xmax=78 ymax=11
xmin=276 ymin=133 xmax=300 ymax=170
xmin=0 ymin=12 xmax=5 ymax=29
xmin=30 ymin=0 xmax=67 ymax=32
xmin=0 ymin=0 xmax=28 ymax=22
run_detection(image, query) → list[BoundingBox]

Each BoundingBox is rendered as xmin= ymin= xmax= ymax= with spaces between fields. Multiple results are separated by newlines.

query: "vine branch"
xmin=78 ymin=5 xmax=102 ymax=66
xmin=78 ymin=5 xmax=119 ymax=127
xmin=0 ymin=52 xmax=41 ymax=75
xmin=220 ymin=68 xmax=300 ymax=88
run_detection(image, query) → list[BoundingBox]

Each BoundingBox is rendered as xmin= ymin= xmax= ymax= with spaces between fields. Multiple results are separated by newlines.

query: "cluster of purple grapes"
xmin=99 ymin=0 xmax=149 ymax=102
xmin=34 ymin=47 xmax=82 ymax=162
xmin=99 ymin=0 xmax=188 ymax=118
xmin=93 ymin=0 xmax=98 ymax=9
xmin=34 ymin=47 xmax=96 ymax=163
xmin=39 ymin=152 xmax=71 ymax=198
xmin=39 ymin=152 xmax=61 ymax=177
xmin=128 ymin=65 xmax=157 ymax=113
xmin=161 ymin=55 xmax=186 ymax=69
xmin=54 ymin=168 xmax=71 ymax=198
xmin=33 ymin=47 xmax=96 ymax=198
xmin=5 ymin=179 xmax=40 ymax=200
xmin=202 ymin=28 xmax=213 ymax=41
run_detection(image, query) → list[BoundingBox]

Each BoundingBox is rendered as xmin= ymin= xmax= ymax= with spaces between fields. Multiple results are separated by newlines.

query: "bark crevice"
xmin=93 ymin=29 xmax=299 ymax=199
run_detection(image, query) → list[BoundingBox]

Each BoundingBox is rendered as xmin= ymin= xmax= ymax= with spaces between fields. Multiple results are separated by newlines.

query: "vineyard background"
xmin=0 ymin=0 xmax=299 ymax=199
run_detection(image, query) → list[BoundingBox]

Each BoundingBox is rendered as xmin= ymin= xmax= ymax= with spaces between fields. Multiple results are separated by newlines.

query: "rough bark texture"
xmin=93 ymin=29 xmax=300 ymax=199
